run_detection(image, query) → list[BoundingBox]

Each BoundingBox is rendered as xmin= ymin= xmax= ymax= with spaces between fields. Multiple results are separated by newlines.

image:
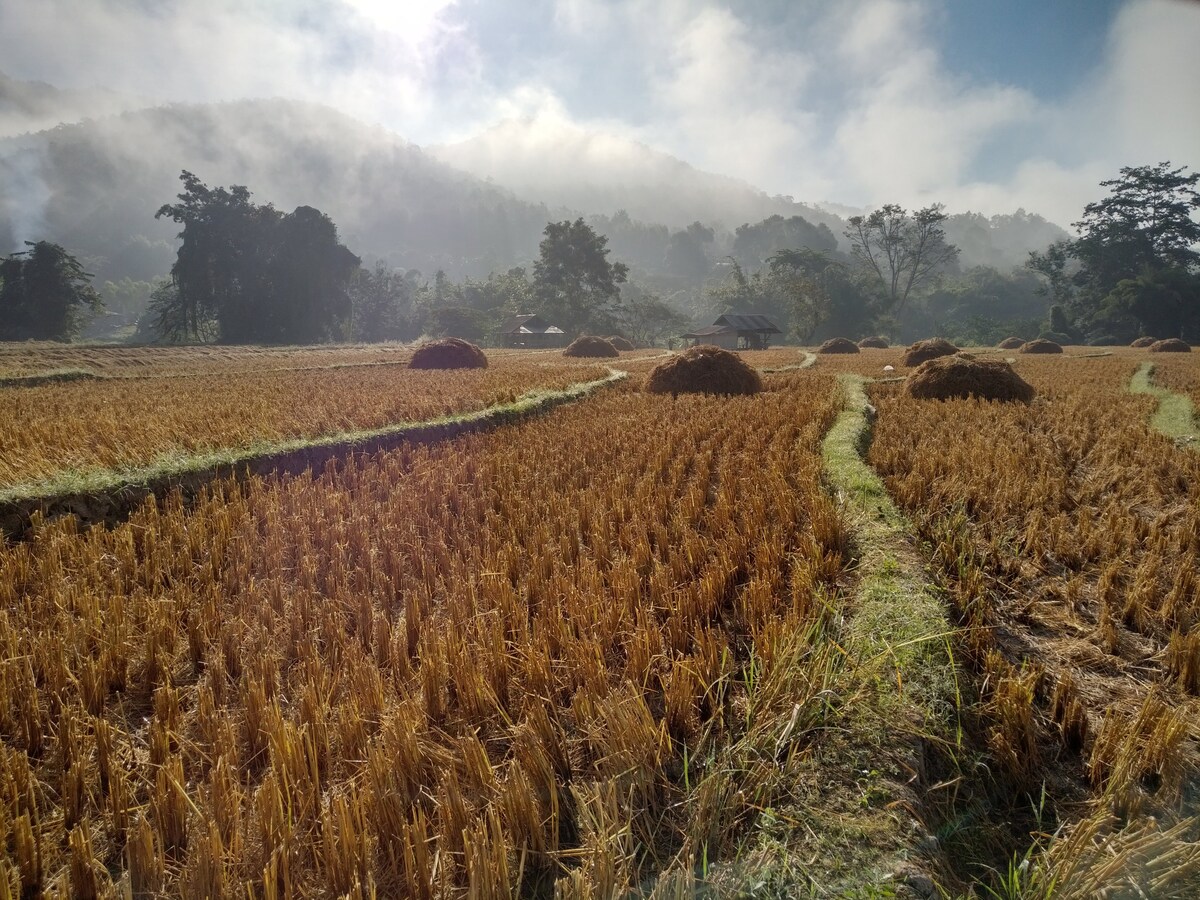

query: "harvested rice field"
xmin=2 ymin=341 xmax=1200 ymax=898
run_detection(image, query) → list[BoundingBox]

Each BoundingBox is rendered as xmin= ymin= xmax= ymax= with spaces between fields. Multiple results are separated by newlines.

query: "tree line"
xmin=2 ymin=163 xmax=1196 ymax=345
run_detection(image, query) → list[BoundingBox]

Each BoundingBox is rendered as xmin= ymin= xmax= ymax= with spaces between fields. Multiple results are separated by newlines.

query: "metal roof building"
xmin=684 ymin=313 xmax=781 ymax=350
xmin=497 ymin=314 xmax=568 ymax=348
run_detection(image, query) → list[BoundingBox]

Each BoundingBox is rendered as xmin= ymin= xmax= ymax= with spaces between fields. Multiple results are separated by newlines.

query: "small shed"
xmin=498 ymin=314 xmax=568 ymax=348
xmin=685 ymin=313 xmax=781 ymax=350
xmin=682 ymin=324 xmax=739 ymax=350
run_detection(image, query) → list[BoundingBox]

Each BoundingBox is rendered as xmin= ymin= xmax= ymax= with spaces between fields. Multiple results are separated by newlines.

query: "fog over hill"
xmin=0 ymin=72 xmax=147 ymax=139
xmin=430 ymin=116 xmax=848 ymax=237
xmin=0 ymin=81 xmax=1069 ymax=285
xmin=0 ymin=96 xmax=560 ymax=281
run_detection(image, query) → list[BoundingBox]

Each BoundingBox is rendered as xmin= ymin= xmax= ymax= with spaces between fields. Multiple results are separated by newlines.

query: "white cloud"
xmin=1 ymin=0 xmax=1197 ymax=229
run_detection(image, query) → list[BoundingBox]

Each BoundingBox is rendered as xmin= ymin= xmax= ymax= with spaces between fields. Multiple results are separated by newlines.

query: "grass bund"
xmin=1129 ymin=361 xmax=1200 ymax=447
xmin=0 ymin=369 xmax=627 ymax=538
xmin=4 ymin=345 xmax=1200 ymax=896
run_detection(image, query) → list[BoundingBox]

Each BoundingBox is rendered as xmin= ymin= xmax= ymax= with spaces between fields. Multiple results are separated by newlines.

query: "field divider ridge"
xmin=1129 ymin=360 xmax=1199 ymax=447
xmin=759 ymin=350 xmax=817 ymax=373
xmin=818 ymin=372 xmax=962 ymax=895
xmin=0 ymin=368 xmax=628 ymax=539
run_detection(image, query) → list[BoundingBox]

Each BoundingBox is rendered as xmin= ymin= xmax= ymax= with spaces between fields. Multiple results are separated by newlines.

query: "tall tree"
xmin=0 ymin=241 xmax=101 ymax=341
xmin=845 ymin=204 xmax=959 ymax=315
xmin=532 ymin=218 xmax=628 ymax=335
xmin=1025 ymin=162 xmax=1200 ymax=340
xmin=1072 ymin=162 xmax=1200 ymax=299
xmin=155 ymin=171 xmax=359 ymax=344
xmin=348 ymin=262 xmax=422 ymax=342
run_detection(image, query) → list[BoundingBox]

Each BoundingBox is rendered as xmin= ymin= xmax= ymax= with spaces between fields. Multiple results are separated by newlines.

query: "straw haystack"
xmin=646 ymin=346 xmax=762 ymax=396
xmin=409 ymin=338 xmax=488 ymax=369
xmin=903 ymin=338 xmax=959 ymax=367
xmin=905 ymin=355 xmax=1034 ymax=403
xmin=564 ymin=336 xmax=620 ymax=358
xmin=818 ymin=337 xmax=859 ymax=354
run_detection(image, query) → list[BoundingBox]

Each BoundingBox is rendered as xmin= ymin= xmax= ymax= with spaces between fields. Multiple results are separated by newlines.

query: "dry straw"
xmin=1150 ymin=338 xmax=1191 ymax=353
xmin=564 ymin=335 xmax=620 ymax=357
xmin=645 ymin=346 xmax=763 ymax=395
xmin=817 ymin=337 xmax=860 ymax=354
xmin=408 ymin=337 xmax=488 ymax=369
xmin=1020 ymin=338 xmax=1064 ymax=354
xmin=902 ymin=337 xmax=959 ymax=367
xmin=904 ymin=354 xmax=1035 ymax=403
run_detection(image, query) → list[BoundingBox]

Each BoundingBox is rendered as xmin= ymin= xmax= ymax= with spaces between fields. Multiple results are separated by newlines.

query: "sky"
xmin=0 ymin=0 xmax=1198 ymax=227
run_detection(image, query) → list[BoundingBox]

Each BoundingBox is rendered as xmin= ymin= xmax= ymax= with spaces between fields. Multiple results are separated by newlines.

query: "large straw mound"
xmin=857 ymin=336 xmax=889 ymax=349
xmin=606 ymin=335 xmax=636 ymax=351
xmin=1131 ymin=336 xmax=1157 ymax=348
xmin=1020 ymin=338 xmax=1063 ymax=354
xmin=902 ymin=338 xmax=959 ymax=367
xmin=1150 ymin=338 xmax=1191 ymax=353
xmin=646 ymin=345 xmax=762 ymax=396
xmin=998 ymin=336 xmax=1025 ymax=349
xmin=409 ymin=337 xmax=488 ymax=369
xmin=564 ymin=336 xmax=620 ymax=358
xmin=818 ymin=337 xmax=860 ymax=354
xmin=906 ymin=355 xmax=1035 ymax=403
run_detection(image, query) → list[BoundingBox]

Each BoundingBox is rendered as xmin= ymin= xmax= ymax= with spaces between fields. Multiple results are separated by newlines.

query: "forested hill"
xmin=0 ymin=72 xmax=146 ymax=138
xmin=430 ymin=117 xmax=848 ymax=235
xmin=0 ymin=90 xmax=1069 ymax=286
xmin=0 ymin=98 xmax=559 ymax=282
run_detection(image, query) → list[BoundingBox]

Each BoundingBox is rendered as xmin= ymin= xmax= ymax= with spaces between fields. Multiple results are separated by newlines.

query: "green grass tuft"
xmin=1129 ymin=362 xmax=1199 ymax=446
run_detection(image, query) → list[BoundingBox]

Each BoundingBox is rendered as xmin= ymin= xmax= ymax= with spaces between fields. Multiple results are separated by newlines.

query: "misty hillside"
xmin=0 ymin=73 xmax=147 ymax=139
xmin=431 ymin=118 xmax=849 ymax=237
xmin=0 ymin=87 xmax=1070 ymax=287
xmin=0 ymin=98 xmax=561 ymax=282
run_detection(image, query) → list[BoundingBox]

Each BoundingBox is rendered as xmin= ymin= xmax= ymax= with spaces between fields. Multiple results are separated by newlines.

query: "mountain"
xmin=430 ymin=117 xmax=849 ymax=237
xmin=0 ymin=98 xmax=560 ymax=281
xmin=0 ymin=89 xmax=1070 ymax=288
xmin=0 ymin=73 xmax=148 ymax=138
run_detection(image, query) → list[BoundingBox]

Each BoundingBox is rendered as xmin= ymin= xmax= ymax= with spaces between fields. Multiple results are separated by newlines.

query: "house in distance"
xmin=497 ymin=314 xmax=568 ymax=348
xmin=683 ymin=313 xmax=781 ymax=350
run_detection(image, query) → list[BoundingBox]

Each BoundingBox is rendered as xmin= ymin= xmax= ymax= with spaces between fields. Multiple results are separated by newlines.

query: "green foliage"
xmin=617 ymin=286 xmax=691 ymax=346
xmin=154 ymin=171 xmax=359 ymax=344
xmin=845 ymin=204 xmax=960 ymax=314
xmin=732 ymin=215 xmax=838 ymax=271
xmin=0 ymin=240 xmax=101 ymax=341
xmin=428 ymin=306 xmax=490 ymax=341
xmin=925 ymin=266 xmax=1046 ymax=344
xmin=348 ymin=262 xmax=422 ymax=342
xmin=664 ymin=221 xmax=715 ymax=281
xmin=1028 ymin=162 xmax=1200 ymax=340
xmin=532 ymin=218 xmax=628 ymax=335
xmin=1101 ymin=267 xmax=1200 ymax=341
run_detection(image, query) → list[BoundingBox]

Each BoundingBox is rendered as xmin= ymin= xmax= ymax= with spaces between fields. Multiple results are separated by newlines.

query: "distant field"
xmin=0 ymin=351 xmax=620 ymax=491
xmin=2 ymin=341 xmax=1199 ymax=897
